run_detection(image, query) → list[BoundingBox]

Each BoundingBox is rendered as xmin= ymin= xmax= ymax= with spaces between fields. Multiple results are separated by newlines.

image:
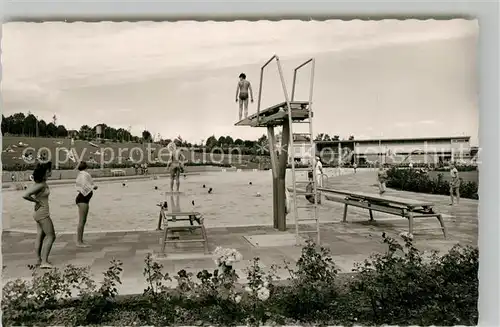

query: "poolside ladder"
xmin=285 ymin=58 xmax=321 ymax=246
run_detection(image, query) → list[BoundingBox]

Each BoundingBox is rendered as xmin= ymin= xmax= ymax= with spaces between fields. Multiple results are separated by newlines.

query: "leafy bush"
xmin=349 ymin=233 xmax=478 ymax=325
xmin=386 ymin=167 xmax=479 ymax=199
xmin=2 ymin=260 xmax=122 ymax=326
xmin=3 ymin=238 xmax=478 ymax=326
xmin=271 ymin=240 xmax=341 ymax=324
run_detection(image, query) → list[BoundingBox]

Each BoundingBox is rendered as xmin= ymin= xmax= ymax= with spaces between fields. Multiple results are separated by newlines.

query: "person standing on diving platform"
xmin=236 ymin=73 xmax=254 ymax=121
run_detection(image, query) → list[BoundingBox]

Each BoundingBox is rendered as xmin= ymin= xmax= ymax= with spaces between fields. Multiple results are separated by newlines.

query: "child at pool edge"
xmin=305 ymin=171 xmax=318 ymax=204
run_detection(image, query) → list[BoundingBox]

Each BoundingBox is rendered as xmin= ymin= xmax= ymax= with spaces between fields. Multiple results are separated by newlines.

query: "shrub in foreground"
xmin=2 ymin=236 xmax=478 ymax=326
xmin=349 ymin=233 xmax=478 ymax=325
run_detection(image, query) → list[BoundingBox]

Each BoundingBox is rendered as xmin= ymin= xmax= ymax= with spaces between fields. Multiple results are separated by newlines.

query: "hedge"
xmin=2 ymin=235 xmax=478 ymax=326
xmin=390 ymin=163 xmax=477 ymax=171
xmin=386 ymin=167 xmax=479 ymax=199
xmin=434 ymin=164 xmax=478 ymax=172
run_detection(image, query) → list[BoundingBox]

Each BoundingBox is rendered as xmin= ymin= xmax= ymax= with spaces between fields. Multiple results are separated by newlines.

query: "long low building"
xmin=313 ymin=136 xmax=474 ymax=166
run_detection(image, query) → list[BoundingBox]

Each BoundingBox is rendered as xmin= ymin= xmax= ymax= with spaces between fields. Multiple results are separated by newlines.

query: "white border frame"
xmin=1 ymin=1 xmax=498 ymax=325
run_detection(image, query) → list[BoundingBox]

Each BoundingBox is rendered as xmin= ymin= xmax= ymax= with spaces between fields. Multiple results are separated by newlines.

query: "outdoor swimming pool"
xmin=3 ymin=169 xmax=351 ymax=233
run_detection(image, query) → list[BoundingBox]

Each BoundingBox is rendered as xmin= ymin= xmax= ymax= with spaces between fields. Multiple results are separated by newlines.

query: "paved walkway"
xmin=2 ymin=171 xmax=478 ymax=295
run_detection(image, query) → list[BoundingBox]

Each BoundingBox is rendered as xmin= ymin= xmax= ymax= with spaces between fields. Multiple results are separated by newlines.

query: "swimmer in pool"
xmin=166 ymin=142 xmax=186 ymax=192
xmin=235 ymin=73 xmax=254 ymax=121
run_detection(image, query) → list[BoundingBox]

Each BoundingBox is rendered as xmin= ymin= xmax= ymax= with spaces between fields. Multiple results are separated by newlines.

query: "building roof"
xmin=315 ymin=136 xmax=470 ymax=144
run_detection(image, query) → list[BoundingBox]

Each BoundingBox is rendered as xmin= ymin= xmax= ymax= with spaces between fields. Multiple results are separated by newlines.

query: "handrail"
xmin=256 ymin=54 xmax=278 ymax=125
xmin=291 ymin=58 xmax=314 ymax=101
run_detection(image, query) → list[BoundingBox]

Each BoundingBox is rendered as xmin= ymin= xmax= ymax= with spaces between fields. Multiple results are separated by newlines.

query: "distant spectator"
xmin=449 ymin=164 xmax=461 ymax=205
xmin=314 ymin=156 xmax=324 ymax=204
xmin=377 ymin=164 xmax=388 ymax=195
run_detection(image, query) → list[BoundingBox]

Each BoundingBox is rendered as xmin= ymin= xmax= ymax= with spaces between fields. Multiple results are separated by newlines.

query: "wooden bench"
xmin=318 ymin=188 xmax=447 ymax=238
xmin=110 ymin=169 xmax=126 ymax=177
xmin=156 ymin=203 xmax=209 ymax=256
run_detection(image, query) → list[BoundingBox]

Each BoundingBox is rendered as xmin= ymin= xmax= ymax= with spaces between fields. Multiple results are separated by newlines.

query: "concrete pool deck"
xmin=2 ymin=171 xmax=478 ymax=295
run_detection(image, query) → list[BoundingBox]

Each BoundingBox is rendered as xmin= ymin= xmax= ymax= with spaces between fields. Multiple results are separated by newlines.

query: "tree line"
xmin=1 ymin=112 xmax=270 ymax=152
xmin=1 ymin=112 xmax=140 ymax=142
xmin=2 ymin=113 xmax=69 ymax=139
xmin=2 ymin=112 xmax=354 ymax=155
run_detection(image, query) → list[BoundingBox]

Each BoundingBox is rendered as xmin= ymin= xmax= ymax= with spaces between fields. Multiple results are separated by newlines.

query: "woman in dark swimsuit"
xmin=75 ymin=161 xmax=98 ymax=247
xmin=22 ymin=162 xmax=55 ymax=269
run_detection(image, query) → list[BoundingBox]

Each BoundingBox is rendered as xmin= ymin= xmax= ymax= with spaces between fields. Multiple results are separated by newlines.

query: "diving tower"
xmin=235 ymin=55 xmax=320 ymax=245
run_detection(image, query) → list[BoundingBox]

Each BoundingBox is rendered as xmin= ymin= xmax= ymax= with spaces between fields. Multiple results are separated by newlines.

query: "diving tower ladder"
xmin=243 ymin=55 xmax=321 ymax=245
xmin=287 ymin=58 xmax=320 ymax=245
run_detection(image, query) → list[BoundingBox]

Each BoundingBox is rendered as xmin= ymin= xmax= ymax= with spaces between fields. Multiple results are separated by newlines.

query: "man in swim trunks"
xmin=166 ymin=142 xmax=186 ymax=192
xmin=235 ymin=73 xmax=254 ymax=120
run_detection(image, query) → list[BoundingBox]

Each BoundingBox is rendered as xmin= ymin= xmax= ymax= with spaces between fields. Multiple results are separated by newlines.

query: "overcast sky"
xmin=2 ymin=19 xmax=479 ymax=145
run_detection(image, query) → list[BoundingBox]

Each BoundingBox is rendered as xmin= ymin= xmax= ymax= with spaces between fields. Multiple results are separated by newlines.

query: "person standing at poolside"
xmin=22 ymin=162 xmax=56 ymax=269
xmin=449 ymin=163 xmax=461 ymax=205
xmin=305 ymin=170 xmax=318 ymax=204
xmin=235 ymin=73 xmax=254 ymax=120
xmin=314 ymin=156 xmax=324 ymax=204
xmin=377 ymin=164 xmax=388 ymax=195
xmin=166 ymin=142 xmax=186 ymax=192
xmin=75 ymin=161 xmax=98 ymax=247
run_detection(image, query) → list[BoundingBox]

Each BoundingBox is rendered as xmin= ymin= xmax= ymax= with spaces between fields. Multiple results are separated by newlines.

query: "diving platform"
xmin=234 ymin=54 xmax=317 ymax=235
xmin=235 ymin=101 xmax=310 ymax=127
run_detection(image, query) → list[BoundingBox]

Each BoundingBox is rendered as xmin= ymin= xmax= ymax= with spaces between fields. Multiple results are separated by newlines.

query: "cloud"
xmin=2 ymin=19 xmax=478 ymax=90
xmin=1 ymin=20 xmax=478 ymax=142
xmin=393 ymin=120 xmax=438 ymax=128
xmin=418 ymin=120 xmax=437 ymax=125
xmin=394 ymin=122 xmax=411 ymax=128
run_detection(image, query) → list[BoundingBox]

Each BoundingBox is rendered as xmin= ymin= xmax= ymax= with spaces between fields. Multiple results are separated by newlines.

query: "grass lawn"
xmin=1 ymin=136 xmax=261 ymax=168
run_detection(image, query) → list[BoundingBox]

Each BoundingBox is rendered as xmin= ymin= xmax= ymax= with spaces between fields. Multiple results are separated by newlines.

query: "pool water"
xmin=3 ymin=169 xmax=349 ymax=233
